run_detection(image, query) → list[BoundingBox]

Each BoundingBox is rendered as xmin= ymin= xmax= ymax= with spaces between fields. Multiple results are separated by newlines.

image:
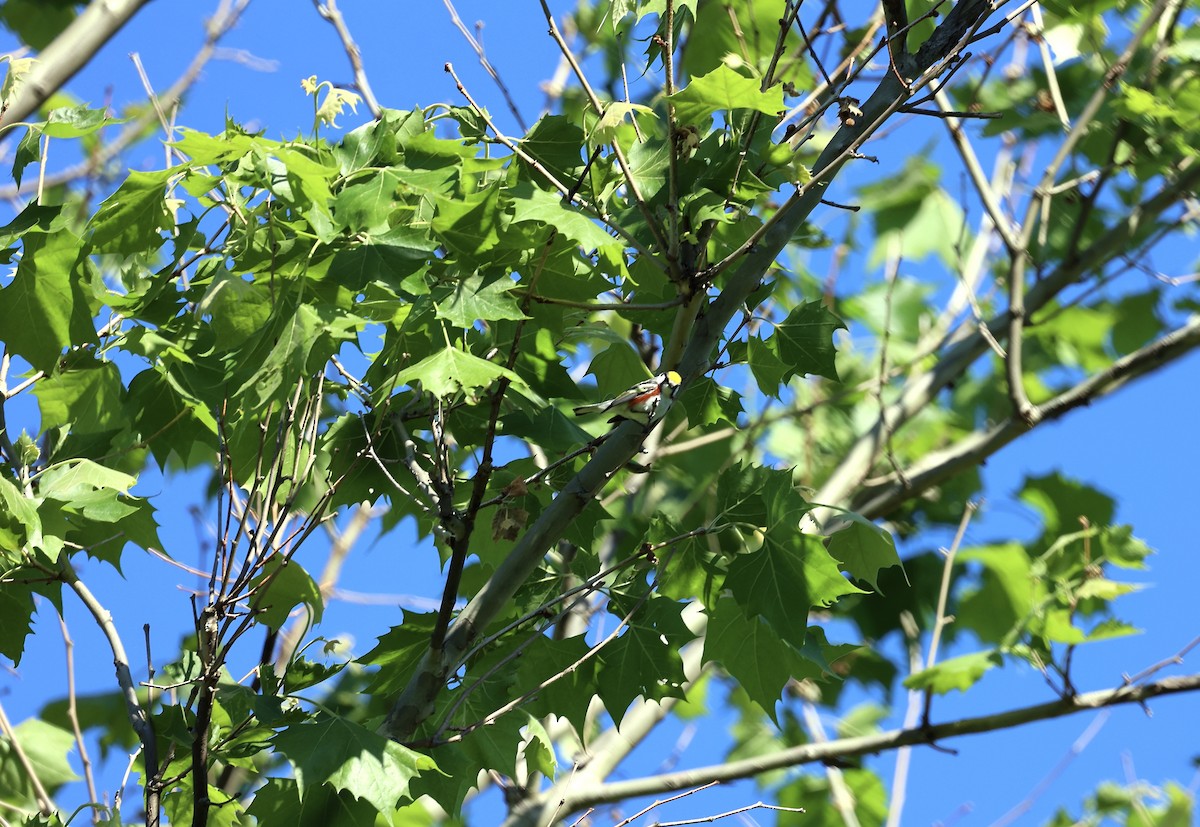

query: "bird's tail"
xmin=573 ymin=402 xmax=606 ymax=416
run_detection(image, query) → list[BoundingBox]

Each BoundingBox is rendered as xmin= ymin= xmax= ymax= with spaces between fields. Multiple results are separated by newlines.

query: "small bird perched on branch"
xmin=573 ymin=370 xmax=682 ymax=425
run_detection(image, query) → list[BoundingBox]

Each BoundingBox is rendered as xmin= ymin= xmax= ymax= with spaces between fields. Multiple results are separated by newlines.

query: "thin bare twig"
xmin=0 ymin=699 xmax=55 ymax=816
xmin=612 ymin=782 xmax=719 ymax=827
xmin=58 ymin=555 xmax=160 ymax=825
xmin=922 ymin=502 xmax=978 ymax=724
xmin=442 ymin=0 xmax=526 ymax=131
xmin=312 ymin=0 xmax=382 ymax=118
xmin=58 ymin=613 xmax=102 ymax=823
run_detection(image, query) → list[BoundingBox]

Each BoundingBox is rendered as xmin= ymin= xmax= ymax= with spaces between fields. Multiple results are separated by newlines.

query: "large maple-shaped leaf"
xmin=0 ymin=230 xmax=94 ymax=372
xmin=514 ymin=635 xmax=596 ymax=730
xmin=272 ymin=713 xmax=436 ymax=812
xmin=768 ymin=300 xmax=845 ymax=382
xmin=34 ymin=358 xmax=127 ymax=435
xmin=359 ymin=611 xmax=440 ymax=696
xmin=706 ymin=599 xmax=800 ymax=723
xmin=827 ymin=516 xmax=904 ymax=593
xmin=596 ymin=625 xmax=688 ymax=725
xmin=725 ymin=474 xmax=864 ymax=646
xmin=508 ymin=181 xmax=620 ymax=252
xmin=596 ymin=594 xmax=693 ymax=724
xmin=37 ymin=459 xmax=160 ymax=570
xmin=434 ymin=273 xmax=527 ymax=327
xmin=432 ymin=184 xmax=503 ymax=255
xmin=247 ymin=778 xmax=378 ymax=827
xmin=87 ymin=169 xmax=173 ymax=255
xmin=392 ymin=347 xmax=537 ymax=402
xmin=667 ymin=63 xmax=784 ymax=125
xmin=709 ymin=601 xmax=858 ymax=724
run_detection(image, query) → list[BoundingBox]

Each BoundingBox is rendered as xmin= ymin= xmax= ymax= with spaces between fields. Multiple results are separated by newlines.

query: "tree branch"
xmin=0 ymin=0 xmax=251 ymax=198
xmin=312 ymin=0 xmax=382 ymax=119
xmin=59 ymin=556 xmax=160 ymax=826
xmin=544 ymin=673 xmax=1200 ymax=815
xmin=854 ymin=313 xmax=1200 ymax=519
xmin=0 ymin=0 xmax=154 ymax=130
xmin=813 ymin=158 xmax=1200 ymax=520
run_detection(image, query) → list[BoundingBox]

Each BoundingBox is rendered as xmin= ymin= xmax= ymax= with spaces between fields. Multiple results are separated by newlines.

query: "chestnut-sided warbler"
xmin=573 ymin=370 xmax=682 ymax=425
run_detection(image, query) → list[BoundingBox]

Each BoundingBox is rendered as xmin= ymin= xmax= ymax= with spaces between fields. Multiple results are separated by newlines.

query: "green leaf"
xmin=668 ymin=63 xmax=785 ymax=125
xmin=595 ymin=596 xmax=690 ymax=724
xmin=38 ymin=459 xmax=136 ymax=498
xmin=508 ymin=181 xmax=619 ymax=252
xmin=434 ymin=273 xmax=526 ymax=328
xmin=588 ymin=100 xmax=657 ymax=144
xmin=37 ymin=459 xmax=161 ymax=569
xmin=0 ymin=230 xmax=94 ymax=371
xmin=956 ymin=543 xmax=1033 ymax=644
xmin=11 ymin=124 xmax=39 ymax=188
xmin=0 ymin=475 xmax=42 ymax=556
xmin=161 ymin=780 xmax=246 ymax=827
xmin=359 ymin=612 xmax=439 ymax=696
xmin=87 ymin=169 xmax=173 ymax=255
xmin=514 ymin=635 xmax=597 ymax=731
xmin=826 ymin=517 xmax=903 ymax=593
xmin=904 ymin=650 xmax=1002 ymax=694
xmin=272 ymin=712 xmax=435 ymax=812
xmin=41 ymin=104 xmax=126 ymax=138
xmin=249 ymin=557 xmax=323 ymax=630
xmin=0 ymin=719 xmax=80 ymax=809
xmin=0 ymin=0 xmax=75 ymax=49
xmin=1019 ymin=473 xmax=1115 ymax=537
xmin=0 ymin=576 xmax=37 ymax=664
xmin=195 ymin=272 xmax=273 ymax=352
xmin=392 ymin=348 xmax=536 ymax=401
xmin=331 ymin=225 xmax=438 ymax=291
xmin=518 ymin=115 xmax=587 ymax=183
xmin=331 ymin=167 xmax=407 ymax=234
xmin=726 ymin=530 xmax=866 ymax=647
xmin=706 ymin=598 xmax=801 ymax=723
xmin=768 ymin=301 xmax=845 ymax=382
xmin=725 ymin=473 xmax=863 ymax=646
xmin=247 ymin=778 xmax=380 ymax=827
xmin=34 ymin=358 xmax=126 ymax=435
xmin=857 ymin=155 xmax=964 ymax=267
xmin=432 ymin=184 xmax=503 ymax=255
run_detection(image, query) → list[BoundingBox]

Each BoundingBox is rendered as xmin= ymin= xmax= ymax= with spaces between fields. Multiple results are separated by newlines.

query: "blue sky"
xmin=2 ymin=1 xmax=1198 ymax=824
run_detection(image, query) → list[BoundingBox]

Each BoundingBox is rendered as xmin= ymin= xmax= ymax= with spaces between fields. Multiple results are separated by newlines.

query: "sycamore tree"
xmin=1 ymin=1 xmax=1198 ymax=825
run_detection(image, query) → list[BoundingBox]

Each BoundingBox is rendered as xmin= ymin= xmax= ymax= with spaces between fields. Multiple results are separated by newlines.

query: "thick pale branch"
xmin=546 ymin=673 xmax=1200 ymax=815
xmin=0 ymin=0 xmax=154 ymax=130
xmin=1004 ymin=0 xmax=1174 ymax=426
xmin=854 ymin=314 xmax=1200 ymax=519
xmin=813 ymin=159 xmax=1200 ymax=519
xmin=0 ymin=0 xmax=251 ymax=198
